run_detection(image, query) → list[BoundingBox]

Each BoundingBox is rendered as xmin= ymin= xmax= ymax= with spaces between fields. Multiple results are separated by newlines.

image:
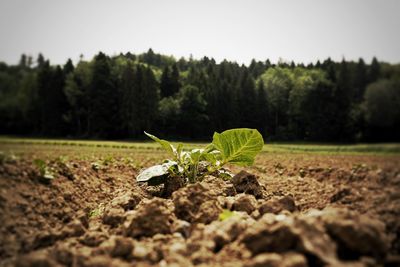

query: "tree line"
xmin=1 ymin=49 xmax=399 ymax=142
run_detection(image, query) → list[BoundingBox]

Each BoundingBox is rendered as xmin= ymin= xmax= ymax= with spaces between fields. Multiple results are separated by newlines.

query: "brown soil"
xmin=0 ymin=146 xmax=400 ymax=267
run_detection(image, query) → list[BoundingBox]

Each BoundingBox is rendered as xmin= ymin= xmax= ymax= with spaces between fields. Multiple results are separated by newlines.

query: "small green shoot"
xmin=219 ymin=209 xmax=239 ymax=221
xmin=33 ymin=159 xmax=55 ymax=181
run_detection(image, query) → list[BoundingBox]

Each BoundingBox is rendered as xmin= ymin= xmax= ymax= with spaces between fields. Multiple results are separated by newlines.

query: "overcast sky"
xmin=0 ymin=0 xmax=399 ymax=65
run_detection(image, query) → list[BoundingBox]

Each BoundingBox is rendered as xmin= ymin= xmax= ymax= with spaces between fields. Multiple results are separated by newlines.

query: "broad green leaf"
xmin=212 ymin=128 xmax=264 ymax=166
xmin=200 ymin=150 xmax=221 ymax=165
xmin=189 ymin=149 xmax=202 ymax=163
xmin=144 ymin=131 xmax=176 ymax=158
xmin=176 ymin=143 xmax=183 ymax=161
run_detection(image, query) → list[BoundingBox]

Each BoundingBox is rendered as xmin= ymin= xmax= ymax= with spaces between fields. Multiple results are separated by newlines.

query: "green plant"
xmin=136 ymin=128 xmax=264 ymax=185
xmin=33 ymin=159 xmax=55 ymax=180
xmin=219 ymin=209 xmax=239 ymax=221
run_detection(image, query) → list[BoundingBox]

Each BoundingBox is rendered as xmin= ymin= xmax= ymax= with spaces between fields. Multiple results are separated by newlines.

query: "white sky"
xmin=0 ymin=0 xmax=399 ymax=65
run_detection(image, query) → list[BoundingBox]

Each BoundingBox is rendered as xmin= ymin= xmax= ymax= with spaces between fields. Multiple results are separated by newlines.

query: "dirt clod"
xmin=259 ymin=195 xmax=297 ymax=215
xmin=124 ymin=198 xmax=175 ymax=238
xmin=102 ymin=207 xmax=126 ymax=227
xmin=172 ymin=183 xmax=222 ymax=223
xmin=232 ymin=170 xmax=263 ymax=198
xmin=318 ymin=207 xmax=389 ymax=261
xmin=232 ymin=193 xmax=258 ymax=214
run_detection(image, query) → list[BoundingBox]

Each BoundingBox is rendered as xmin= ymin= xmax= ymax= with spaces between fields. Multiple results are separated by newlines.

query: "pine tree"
xmin=170 ymin=63 xmax=180 ymax=95
xmin=237 ymin=69 xmax=257 ymax=127
xmin=255 ymin=80 xmax=268 ymax=136
xmin=160 ymin=66 xmax=171 ymax=98
xmin=63 ymin=59 xmax=74 ymax=75
xmin=369 ymin=57 xmax=380 ymax=83
xmin=120 ymin=61 xmax=137 ymax=135
xmin=353 ymin=58 xmax=367 ymax=101
xmin=88 ymin=52 xmax=118 ymax=138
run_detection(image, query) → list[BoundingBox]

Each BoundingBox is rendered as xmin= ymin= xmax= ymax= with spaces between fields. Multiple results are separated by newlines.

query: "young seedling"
xmin=33 ymin=159 xmax=56 ymax=182
xmin=136 ymin=128 xmax=264 ymax=186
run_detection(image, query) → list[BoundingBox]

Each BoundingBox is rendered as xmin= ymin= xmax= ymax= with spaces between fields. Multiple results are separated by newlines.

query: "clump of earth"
xmin=0 ymin=152 xmax=399 ymax=267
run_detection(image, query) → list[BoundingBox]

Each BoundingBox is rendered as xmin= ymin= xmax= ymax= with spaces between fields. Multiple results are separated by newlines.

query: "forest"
xmin=0 ymin=49 xmax=399 ymax=142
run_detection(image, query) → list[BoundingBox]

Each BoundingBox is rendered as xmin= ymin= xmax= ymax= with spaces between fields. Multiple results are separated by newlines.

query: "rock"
xmin=102 ymin=207 xmax=126 ymax=227
xmin=232 ymin=194 xmax=258 ymax=214
xmin=172 ymin=183 xmax=222 ymax=223
xmin=317 ymin=207 xmax=389 ymax=261
xmin=232 ymin=171 xmax=263 ymax=198
xmin=259 ymin=196 xmax=297 ymax=215
xmin=124 ymin=198 xmax=175 ymax=238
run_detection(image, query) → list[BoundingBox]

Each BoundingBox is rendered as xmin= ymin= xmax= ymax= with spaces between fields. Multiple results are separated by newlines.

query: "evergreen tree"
xmin=88 ymin=52 xmax=118 ymax=138
xmin=63 ymin=59 xmax=74 ymax=75
xmin=353 ymin=58 xmax=367 ymax=101
xmin=237 ymin=69 xmax=257 ymax=128
xmin=160 ymin=66 xmax=171 ymax=98
xmin=333 ymin=59 xmax=353 ymax=141
xmin=141 ymin=66 xmax=159 ymax=132
xmin=255 ymin=80 xmax=268 ymax=136
xmin=36 ymin=63 xmax=69 ymax=135
xmin=170 ymin=63 xmax=180 ymax=95
xmin=120 ymin=61 xmax=137 ymax=136
xmin=369 ymin=57 xmax=380 ymax=83
xmin=37 ymin=53 xmax=46 ymax=68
